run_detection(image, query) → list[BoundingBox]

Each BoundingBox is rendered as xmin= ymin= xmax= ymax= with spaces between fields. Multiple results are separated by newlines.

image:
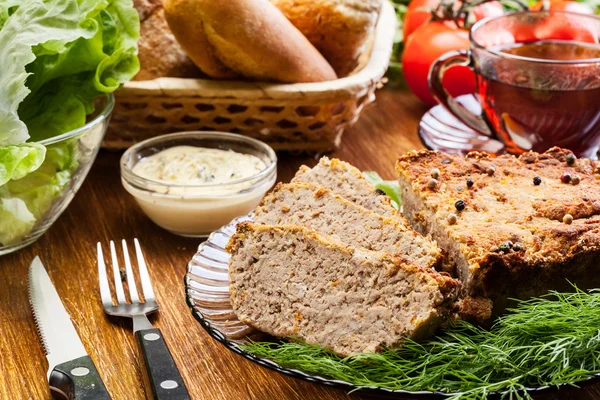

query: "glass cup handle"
xmin=428 ymin=50 xmax=492 ymax=136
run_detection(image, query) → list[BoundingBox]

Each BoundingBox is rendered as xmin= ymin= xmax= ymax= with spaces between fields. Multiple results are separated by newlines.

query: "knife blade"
xmin=29 ymin=256 xmax=111 ymax=400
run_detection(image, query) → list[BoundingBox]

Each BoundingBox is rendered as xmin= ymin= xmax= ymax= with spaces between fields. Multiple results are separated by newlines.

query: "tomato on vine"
xmin=402 ymin=21 xmax=474 ymax=105
xmin=399 ymin=0 xmax=597 ymax=105
xmin=401 ymin=0 xmax=513 ymax=105
xmin=403 ymin=0 xmax=504 ymax=40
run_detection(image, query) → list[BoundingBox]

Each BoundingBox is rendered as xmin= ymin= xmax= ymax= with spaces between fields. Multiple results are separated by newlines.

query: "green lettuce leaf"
xmin=0 ymin=143 xmax=46 ymax=186
xmin=363 ymin=171 xmax=403 ymax=210
xmin=18 ymin=0 xmax=140 ymax=141
xmin=6 ymin=141 xmax=78 ymax=219
xmin=0 ymin=0 xmax=97 ymax=146
xmin=0 ymin=196 xmax=37 ymax=246
xmin=0 ymin=0 xmax=139 ymax=246
xmin=0 ymin=140 xmax=77 ymax=245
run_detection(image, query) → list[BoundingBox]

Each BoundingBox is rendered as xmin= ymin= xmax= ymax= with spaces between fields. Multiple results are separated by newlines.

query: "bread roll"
xmin=163 ymin=0 xmax=337 ymax=83
xmin=270 ymin=0 xmax=383 ymax=77
xmin=133 ymin=0 xmax=201 ymax=80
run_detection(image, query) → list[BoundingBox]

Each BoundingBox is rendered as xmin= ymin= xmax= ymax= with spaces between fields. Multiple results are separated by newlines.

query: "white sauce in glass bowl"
xmin=132 ymin=146 xmax=266 ymax=185
xmin=122 ymin=142 xmax=276 ymax=237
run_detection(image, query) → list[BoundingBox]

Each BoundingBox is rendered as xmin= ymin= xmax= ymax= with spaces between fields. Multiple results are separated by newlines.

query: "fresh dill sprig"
xmin=241 ymin=288 xmax=600 ymax=399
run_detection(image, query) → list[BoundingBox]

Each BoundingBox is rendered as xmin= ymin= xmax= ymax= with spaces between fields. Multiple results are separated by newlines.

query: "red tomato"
xmin=535 ymin=12 xmax=598 ymax=42
xmin=402 ymin=21 xmax=474 ymax=105
xmin=528 ymin=3 xmax=596 ymax=42
xmin=531 ymin=0 xmax=594 ymax=14
xmin=403 ymin=0 xmax=440 ymax=40
xmin=471 ymin=1 xmax=505 ymax=20
xmin=403 ymin=0 xmax=504 ymax=40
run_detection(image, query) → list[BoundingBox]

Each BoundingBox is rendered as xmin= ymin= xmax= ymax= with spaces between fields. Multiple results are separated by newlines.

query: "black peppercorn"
xmin=454 ymin=200 xmax=466 ymax=211
xmin=375 ymin=188 xmax=386 ymax=195
xmin=513 ymin=243 xmax=523 ymax=252
xmin=533 ymin=176 xmax=542 ymax=186
xmin=560 ymin=173 xmax=572 ymax=184
xmin=467 ymin=179 xmax=474 ymax=188
xmin=566 ymin=153 xmax=576 ymax=165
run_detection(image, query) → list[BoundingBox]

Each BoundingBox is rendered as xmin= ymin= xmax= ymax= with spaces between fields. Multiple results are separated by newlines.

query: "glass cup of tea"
xmin=429 ymin=11 xmax=600 ymax=159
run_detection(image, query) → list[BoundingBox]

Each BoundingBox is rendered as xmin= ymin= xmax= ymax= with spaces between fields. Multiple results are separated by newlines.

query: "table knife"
xmin=29 ymin=256 xmax=111 ymax=400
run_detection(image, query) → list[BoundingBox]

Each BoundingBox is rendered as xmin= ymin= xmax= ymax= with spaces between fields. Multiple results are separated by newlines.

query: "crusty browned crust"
xmin=164 ymin=0 xmax=337 ymax=82
xmin=163 ymin=0 xmax=236 ymax=79
xmin=457 ymin=296 xmax=493 ymax=324
xmin=270 ymin=0 xmax=383 ymax=77
xmin=133 ymin=3 xmax=202 ymax=80
xmin=293 ymin=157 xmax=402 ymax=221
xmin=133 ymin=0 xmax=162 ymax=22
xmin=396 ymin=147 xmax=600 ymax=319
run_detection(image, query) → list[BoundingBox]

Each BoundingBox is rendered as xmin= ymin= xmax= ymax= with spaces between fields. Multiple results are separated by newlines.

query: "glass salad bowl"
xmin=0 ymin=95 xmax=114 ymax=256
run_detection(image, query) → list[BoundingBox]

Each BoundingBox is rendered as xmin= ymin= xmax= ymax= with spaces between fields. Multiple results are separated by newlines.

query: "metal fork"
xmin=97 ymin=239 xmax=190 ymax=400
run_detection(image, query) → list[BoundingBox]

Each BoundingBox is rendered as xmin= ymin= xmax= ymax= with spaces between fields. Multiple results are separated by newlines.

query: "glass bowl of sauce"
xmin=120 ymin=131 xmax=277 ymax=237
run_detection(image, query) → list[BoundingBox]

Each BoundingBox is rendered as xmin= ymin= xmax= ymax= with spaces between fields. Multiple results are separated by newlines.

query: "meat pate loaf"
xmin=396 ymin=147 xmax=600 ymax=319
xmin=254 ymin=182 xmax=441 ymax=269
xmin=227 ymin=222 xmax=460 ymax=356
xmin=293 ymin=157 xmax=400 ymax=220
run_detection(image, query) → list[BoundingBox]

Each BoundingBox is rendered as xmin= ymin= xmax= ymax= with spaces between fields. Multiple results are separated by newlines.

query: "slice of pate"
xmin=227 ymin=222 xmax=460 ymax=357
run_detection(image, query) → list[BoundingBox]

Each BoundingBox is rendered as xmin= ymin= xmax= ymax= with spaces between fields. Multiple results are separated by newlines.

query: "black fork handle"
xmin=136 ymin=328 xmax=190 ymax=400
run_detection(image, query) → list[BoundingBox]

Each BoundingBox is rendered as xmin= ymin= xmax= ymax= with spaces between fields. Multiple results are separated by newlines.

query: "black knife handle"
xmin=136 ymin=328 xmax=190 ymax=400
xmin=49 ymin=355 xmax=111 ymax=400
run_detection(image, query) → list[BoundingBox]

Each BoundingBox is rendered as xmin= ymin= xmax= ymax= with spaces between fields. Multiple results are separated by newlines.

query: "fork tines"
xmin=97 ymin=239 xmax=156 ymax=308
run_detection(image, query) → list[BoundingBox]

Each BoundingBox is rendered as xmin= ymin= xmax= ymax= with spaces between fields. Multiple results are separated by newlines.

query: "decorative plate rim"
xmin=183 ymin=215 xmax=600 ymax=398
xmin=417 ymin=94 xmax=506 ymax=156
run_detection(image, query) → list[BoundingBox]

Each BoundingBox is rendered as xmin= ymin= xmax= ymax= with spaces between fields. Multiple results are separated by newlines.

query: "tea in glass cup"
xmin=429 ymin=11 xmax=600 ymax=159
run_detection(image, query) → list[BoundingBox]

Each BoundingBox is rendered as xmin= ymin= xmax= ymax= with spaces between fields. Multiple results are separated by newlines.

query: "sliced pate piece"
xmin=292 ymin=156 xmax=400 ymax=219
xmin=227 ymin=222 xmax=460 ymax=357
xmin=254 ymin=182 xmax=442 ymax=269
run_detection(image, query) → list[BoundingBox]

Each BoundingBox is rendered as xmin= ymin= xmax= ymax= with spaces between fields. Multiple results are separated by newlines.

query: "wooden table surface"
xmin=2 ymin=89 xmax=599 ymax=400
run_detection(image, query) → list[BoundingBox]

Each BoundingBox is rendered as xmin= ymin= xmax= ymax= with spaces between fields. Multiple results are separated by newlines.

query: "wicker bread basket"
xmin=105 ymin=1 xmax=397 ymax=152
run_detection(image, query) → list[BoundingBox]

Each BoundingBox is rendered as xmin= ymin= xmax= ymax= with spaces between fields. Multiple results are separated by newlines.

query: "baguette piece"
xmin=163 ymin=0 xmax=337 ymax=82
xmin=293 ymin=157 xmax=399 ymax=219
xmin=396 ymin=147 xmax=600 ymax=321
xmin=270 ymin=0 xmax=383 ymax=76
xmin=255 ymin=182 xmax=441 ymax=269
xmin=227 ymin=223 xmax=460 ymax=356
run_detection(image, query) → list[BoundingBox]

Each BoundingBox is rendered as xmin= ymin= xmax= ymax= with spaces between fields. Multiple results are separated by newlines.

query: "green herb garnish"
xmin=363 ymin=171 xmax=402 ymax=209
xmin=242 ymin=288 xmax=600 ymax=399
